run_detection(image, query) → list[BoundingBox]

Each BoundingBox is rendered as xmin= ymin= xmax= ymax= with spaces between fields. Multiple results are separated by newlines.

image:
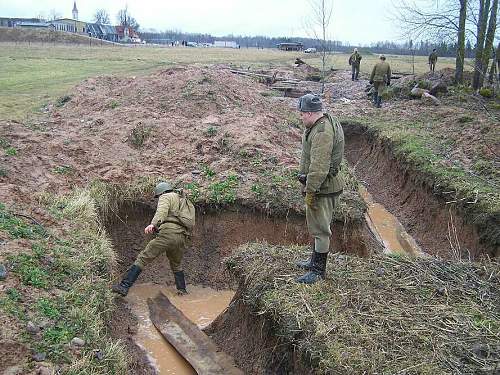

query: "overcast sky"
xmin=1 ymin=0 xmax=399 ymax=45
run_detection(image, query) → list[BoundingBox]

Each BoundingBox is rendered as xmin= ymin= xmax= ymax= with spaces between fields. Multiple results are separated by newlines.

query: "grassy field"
xmin=0 ymin=43 xmax=468 ymax=121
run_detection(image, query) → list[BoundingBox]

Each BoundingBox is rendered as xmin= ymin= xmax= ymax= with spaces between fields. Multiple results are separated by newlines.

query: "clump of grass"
xmin=0 ymin=168 xmax=7 ymax=177
xmin=227 ymin=243 xmax=500 ymax=374
xmin=55 ymin=95 xmax=71 ymax=107
xmin=53 ymin=165 xmax=73 ymax=175
xmin=185 ymin=182 xmax=201 ymax=202
xmin=204 ymin=126 xmax=218 ymax=137
xmin=209 ymin=174 xmax=239 ymax=204
xmin=128 ymin=123 xmax=153 ymax=148
xmin=202 ymin=165 xmax=216 ymax=178
xmin=479 ymin=87 xmax=493 ymax=98
xmin=107 ymin=99 xmax=120 ymax=109
xmin=5 ymin=147 xmax=17 ymax=156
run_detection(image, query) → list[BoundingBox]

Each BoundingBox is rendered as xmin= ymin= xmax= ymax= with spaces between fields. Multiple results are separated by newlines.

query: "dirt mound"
xmin=0 ymin=66 xmax=306 ymax=211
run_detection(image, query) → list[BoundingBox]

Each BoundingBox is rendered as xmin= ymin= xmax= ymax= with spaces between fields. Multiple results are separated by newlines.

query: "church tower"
xmin=72 ymin=1 xmax=78 ymax=20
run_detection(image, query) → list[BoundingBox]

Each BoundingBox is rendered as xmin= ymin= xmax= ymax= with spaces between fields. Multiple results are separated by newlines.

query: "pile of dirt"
xmin=0 ymin=67 xmax=295 ymax=206
xmin=217 ymin=242 xmax=500 ymax=374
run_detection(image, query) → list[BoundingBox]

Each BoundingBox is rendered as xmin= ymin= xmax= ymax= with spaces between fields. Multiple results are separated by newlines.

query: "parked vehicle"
xmin=304 ymin=48 xmax=317 ymax=53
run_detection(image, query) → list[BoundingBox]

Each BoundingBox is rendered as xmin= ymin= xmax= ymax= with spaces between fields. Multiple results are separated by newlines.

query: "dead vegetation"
xmin=225 ymin=242 xmax=500 ymax=374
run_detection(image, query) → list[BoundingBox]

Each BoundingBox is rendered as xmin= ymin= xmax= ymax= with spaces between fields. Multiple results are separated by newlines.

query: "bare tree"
xmin=472 ymin=0 xmax=498 ymax=88
xmin=393 ymin=0 xmax=469 ymax=83
xmin=305 ymin=0 xmax=334 ymax=93
xmin=93 ymin=9 xmax=110 ymax=25
xmin=117 ymin=6 xmax=140 ymax=30
xmin=48 ymin=9 xmax=62 ymax=21
xmin=456 ymin=0 xmax=468 ymax=83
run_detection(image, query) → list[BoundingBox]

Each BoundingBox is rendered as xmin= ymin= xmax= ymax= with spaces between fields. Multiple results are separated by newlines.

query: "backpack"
xmin=173 ymin=191 xmax=196 ymax=231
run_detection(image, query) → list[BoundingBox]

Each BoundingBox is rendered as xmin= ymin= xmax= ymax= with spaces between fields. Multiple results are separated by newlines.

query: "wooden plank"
xmin=148 ymin=292 xmax=243 ymax=375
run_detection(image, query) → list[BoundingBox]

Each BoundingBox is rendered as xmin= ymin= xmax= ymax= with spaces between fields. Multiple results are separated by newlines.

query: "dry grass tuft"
xmin=226 ymin=243 xmax=500 ymax=374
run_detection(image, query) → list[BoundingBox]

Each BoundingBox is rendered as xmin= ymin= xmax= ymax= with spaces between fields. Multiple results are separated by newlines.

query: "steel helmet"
xmin=154 ymin=181 xmax=173 ymax=197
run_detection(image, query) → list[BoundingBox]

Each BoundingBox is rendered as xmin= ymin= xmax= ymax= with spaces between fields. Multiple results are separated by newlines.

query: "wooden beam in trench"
xmin=148 ymin=292 xmax=243 ymax=375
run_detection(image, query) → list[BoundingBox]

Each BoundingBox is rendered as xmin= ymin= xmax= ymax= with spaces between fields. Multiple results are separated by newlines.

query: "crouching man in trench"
xmin=112 ymin=181 xmax=195 ymax=296
xmin=296 ymin=94 xmax=345 ymax=284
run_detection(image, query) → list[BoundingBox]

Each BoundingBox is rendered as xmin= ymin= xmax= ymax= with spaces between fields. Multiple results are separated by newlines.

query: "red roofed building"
xmin=115 ymin=25 xmax=140 ymax=43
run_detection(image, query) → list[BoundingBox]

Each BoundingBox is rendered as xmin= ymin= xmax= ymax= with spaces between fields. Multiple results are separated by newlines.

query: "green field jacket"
xmin=299 ymin=113 xmax=345 ymax=195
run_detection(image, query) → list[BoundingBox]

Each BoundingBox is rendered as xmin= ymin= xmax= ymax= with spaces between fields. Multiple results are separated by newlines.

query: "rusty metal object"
xmin=148 ymin=292 xmax=243 ymax=375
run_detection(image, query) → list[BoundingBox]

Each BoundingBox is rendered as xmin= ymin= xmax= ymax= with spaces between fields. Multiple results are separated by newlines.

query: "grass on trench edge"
xmin=226 ymin=242 xmax=500 ymax=375
xmin=0 ymin=193 xmax=127 ymax=374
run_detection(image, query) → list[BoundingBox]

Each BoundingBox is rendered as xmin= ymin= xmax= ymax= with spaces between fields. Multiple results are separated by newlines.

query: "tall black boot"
xmin=296 ymin=252 xmax=328 ymax=284
xmin=373 ymin=91 xmax=378 ymax=106
xmin=112 ymin=265 xmax=142 ymax=296
xmin=377 ymin=95 xmax=382 ymax=108
xmin=174 ymin=271 xmax=188 ymax=295
xmin=296 ymin=244 xmax=316 ymax=270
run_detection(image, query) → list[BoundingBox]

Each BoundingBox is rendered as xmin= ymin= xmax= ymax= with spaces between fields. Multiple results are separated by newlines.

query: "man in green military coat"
xmin=369 ymin=54 xmax=391 ymax=108
xmin=296 ymin=94 xmax=345 ymax=284
xmin=349 ymin=48 xmax=362 ymax=81
xmin=112 ymin=181 xmax=194 ymax=296
xmin=428 ymin=49 xmax=438 ymax=72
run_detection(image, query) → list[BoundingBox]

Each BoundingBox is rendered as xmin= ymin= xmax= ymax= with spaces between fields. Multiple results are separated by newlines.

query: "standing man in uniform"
xmin=296 ymin=94 xmax=345 ymax=284
xmin=428 ymin=49 xmax=438 ymax=72
xmin=349 ymin=48 xmax=362 ymax=81
xmin=369 ymin=54 xmax=391 ymax=108
xmin=112 ymin=181 xmax=195 ymax=296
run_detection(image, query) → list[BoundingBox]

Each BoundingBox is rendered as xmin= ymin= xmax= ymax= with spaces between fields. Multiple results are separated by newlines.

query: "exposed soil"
xmin=105 ymin=202 xmax=372 ymax=290
xmin=344 ymin=123 xmax=494 ymax=259
xmin=206 ymin=289 xmax=314 ymax=375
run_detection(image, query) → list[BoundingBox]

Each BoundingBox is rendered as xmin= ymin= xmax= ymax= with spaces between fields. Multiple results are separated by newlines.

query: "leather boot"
xmin=373 ymin=92 xmax=378 ymax=106
xmin=296 ymin=252 xmax=328 ymax=284
xmin=296 ymin=244 xmax=316 ymax=270
xmin=112 ymin=265 xmax=142 ymax=296
xmin=174 ymin=271 xmax=188 ymax=295
xmin=377 ymin=95 xmax=382 ymax=108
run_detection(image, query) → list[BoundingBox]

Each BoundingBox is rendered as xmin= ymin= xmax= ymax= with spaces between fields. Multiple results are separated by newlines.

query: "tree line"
xmin=394 ymin=0 xmax=498 ymax=88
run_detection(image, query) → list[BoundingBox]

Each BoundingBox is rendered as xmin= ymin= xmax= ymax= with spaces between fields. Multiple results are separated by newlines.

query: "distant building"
xmin=0 ymin=17 xmax=41 ymax=27
xmin=72 ymin=1 xmax=78 ymax=20
xmin=52 ymin=18 xmax=87 ymax=34
xmin=99 ymin=24 xmax=119 ymax=42
xmin=277 ymin=42 xmax=304 ymax=51
xmin=116 ymin=25 xmax=140 ymax=43
xmin=214 ymin=40 xmax=239 ymax=48
xmin=16 ymin=21 xmax=55 ymax=30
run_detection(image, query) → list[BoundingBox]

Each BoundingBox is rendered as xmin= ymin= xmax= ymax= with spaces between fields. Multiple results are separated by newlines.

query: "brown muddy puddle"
xmin=360 ymin=186 xmax=424 ymax=256
xmin=126 ymin=283 xmax=235 ymax=374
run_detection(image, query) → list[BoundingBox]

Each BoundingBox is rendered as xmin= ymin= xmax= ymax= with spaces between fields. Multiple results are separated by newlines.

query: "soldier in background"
xmin=296 ymin=94 xmax=345 ymax=284
xmin=369 ymin=55 xmax=391 ymax=108
xmin=429 ymin=49 xmax=438 ymax=72
xmin=349 ymin=48 xmax=362 ymax=81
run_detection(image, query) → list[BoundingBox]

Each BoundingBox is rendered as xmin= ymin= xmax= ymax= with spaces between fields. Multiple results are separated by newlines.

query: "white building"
xmin=214 ymin=40 xmax=239 ymax=48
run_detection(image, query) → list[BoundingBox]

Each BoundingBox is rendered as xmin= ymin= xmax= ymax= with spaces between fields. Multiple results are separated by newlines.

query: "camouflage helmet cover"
xmin=154 ymin=181 xmax=173 ymax=197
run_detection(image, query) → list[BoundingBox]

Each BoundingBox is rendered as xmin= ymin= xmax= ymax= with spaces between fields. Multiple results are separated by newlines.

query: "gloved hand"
xmin=387 ymin=80 xmax=391 ymax=86
xmin=305 ymin=192 xmax=316 ymax=209
xmin=297 ymin=174 xmax=307 ymax=185
xmin=369 ymin=80 xmax=374 ymax=84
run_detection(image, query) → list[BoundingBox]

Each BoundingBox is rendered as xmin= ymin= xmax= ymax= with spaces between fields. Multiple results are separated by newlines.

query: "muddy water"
xmin=126 ymin=283 xmax=235 ymax=375
xmin=360 ymin=187 xmax=423 ymax=256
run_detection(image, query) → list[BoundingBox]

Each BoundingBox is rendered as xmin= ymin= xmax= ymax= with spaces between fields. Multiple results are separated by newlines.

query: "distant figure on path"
xmin=112 ymin=182 xmax=195 ymax=296
xmin=429 ymin=49 xmax=438 ymax=72
xmin=369 ymin=54 xmax=391 ymax=108
xmin=348 ymin=48 xmax=362 ymax=81
xmin=296 ymin=94 xmax=345 ymax=284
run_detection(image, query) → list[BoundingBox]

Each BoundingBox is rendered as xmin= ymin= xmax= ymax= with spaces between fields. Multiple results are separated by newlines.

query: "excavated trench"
xmin=102 ymin=122 xmax=497 ymax=373
xmin=104 ymin=202 xmax=374 ymax=374
xmin=343 ymin=122 xmax=495 ymax=260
